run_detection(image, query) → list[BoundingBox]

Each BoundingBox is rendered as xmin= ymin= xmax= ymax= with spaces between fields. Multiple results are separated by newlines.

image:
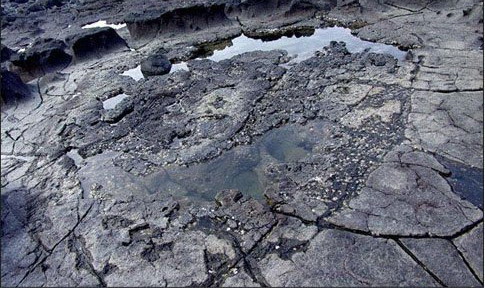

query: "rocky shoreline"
xmin=1 ymin=0 xmax=483 ymax=286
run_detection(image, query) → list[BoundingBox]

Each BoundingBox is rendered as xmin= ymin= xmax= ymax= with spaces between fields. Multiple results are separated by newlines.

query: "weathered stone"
xmin=329 ymin=155 xmax=483 ymax=236
xmin=1 ymin=0 xmax=483 ymax=286
xmin=215 ymin=189 xmax=243 ymax=207
xmin=65 ymin=27 xmax=128 ymax=60
xmin=453 ymin=223 xmax=484 ymax=282
xmin=401 ymin=238 xmax=481 ymax=287
xmin=222 ymin=271 xmax=260 ymax=287
xmin=10 ymin=38 xmax=72 ymax=79
xmin=258 ymin=229 xmax=438 ymax=286
xmin=406 ymin=90 xmax=483 ymax=168
xmin=102 ymin=97 xmax=134 ymax=123
xmin=1 ymin=44 xmax=14 ymax=62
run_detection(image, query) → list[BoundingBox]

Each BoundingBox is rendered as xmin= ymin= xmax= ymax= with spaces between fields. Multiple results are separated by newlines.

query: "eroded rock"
xmin=10 ymin=38 xmax=72 ymax=80
xmin=65 ymin=27 xmax=128 ymax=60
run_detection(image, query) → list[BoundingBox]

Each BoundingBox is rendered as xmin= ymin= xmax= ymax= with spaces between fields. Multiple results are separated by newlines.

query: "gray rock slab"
xmin=257 ymin=229 xmax=438 ymax=287
xmin=406 ymin=90 xmax=483 ymax=168
xmin=453 ymin=223 xmax=484 ymax=282
xmin=329 ymin=153 xmax=483 ymax=236
xmin=222 ymin=271 xmax=261 ymax=287
xmin=401 ymin=238 xmax=481 ymax=287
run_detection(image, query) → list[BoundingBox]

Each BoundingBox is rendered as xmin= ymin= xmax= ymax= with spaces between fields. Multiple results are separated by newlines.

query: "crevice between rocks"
xmin=203 ymin=220 xmax=279 ymax=287
xmin=320 ymin=219 xmax=484 ymax=241
xmin=415 ymin=88 xmax=484 ymax=93
xmin=450 ymin=241 xmax=484 ymax=286
xmin=16 ymin=202 xmax=94 ymax=287
xmin=394 ymin=239 xmax=447 ymax=287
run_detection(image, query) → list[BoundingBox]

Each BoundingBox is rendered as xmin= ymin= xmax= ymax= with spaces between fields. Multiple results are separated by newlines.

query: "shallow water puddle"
xmin=103 ymin=93 xmax=130 ymax=110
xmin=438 ymin=156 xmax=484 ymax=209
xmin=82 ymin=20 xmax=126 ymax=30
xmin=144 ymin=121 xmax=328 ymax=201
xmin=120 ymin=26 xmax=406 ymax=79
xmin=121 ymin=65 xmax=144 ymax=81
xmin=204 ymin=27 xmax=406 ymax=63
xmin=78 ymin=121 xmax=329 ymax=201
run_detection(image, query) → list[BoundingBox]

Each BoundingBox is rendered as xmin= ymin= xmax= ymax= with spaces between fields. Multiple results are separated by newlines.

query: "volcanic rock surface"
xmin=1 ymin=0 xmax=483 ymax=287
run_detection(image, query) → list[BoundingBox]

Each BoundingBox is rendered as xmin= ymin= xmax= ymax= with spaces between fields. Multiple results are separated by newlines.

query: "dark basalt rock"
xmin=65 ymin=27 xmax=128 ymax=60
xmin=10 ymin=38 xmax=72 ymax=79
xmin=140 ymin=54 xmax=172 ymax=76
xmin=1 ymin=44 xmax=14 ymax=62
xmin=1 ymin=69 xmax=31 ymax=107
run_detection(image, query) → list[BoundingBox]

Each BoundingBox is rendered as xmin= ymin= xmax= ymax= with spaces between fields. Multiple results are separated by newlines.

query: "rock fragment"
xmin=140 ymin=54 xmax=172 ymax=76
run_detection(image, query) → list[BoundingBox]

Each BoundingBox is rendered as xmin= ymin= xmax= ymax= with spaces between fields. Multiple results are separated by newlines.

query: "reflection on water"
xmin=121 ymin=65 xmax=144 ymax=81
xmin=82 ymin=20 xmax=126 ymax=30
xmin=120 ymin=26 xmax=406 ymax=77
xmin=204 ymin=27 xmax=406 ymax=63
xmin=171 ymin=62 xmax=189 ymax=72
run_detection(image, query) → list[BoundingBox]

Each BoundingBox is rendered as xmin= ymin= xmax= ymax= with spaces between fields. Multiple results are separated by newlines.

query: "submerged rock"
xmin=140 ymin=54 xmax=172 ymax=76
xmin=65 ymin=27 xmax=128 ymax=60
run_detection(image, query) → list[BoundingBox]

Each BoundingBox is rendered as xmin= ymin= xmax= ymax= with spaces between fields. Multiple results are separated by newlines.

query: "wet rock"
xmin=1 ymin=69 xmax=31 ymax=107
xmin=140 ymin=54 xmax=172 ymax=77
xmin=213 ymin=194 xmax=277 ymax=253
xmin=453 ymin=223 xmax=484 ymax=282
xmin=10 ymin=38 xmax=72 ymax=79
xmin=65 ymin=27 xmax=128 ymax=60
xmin=401 ymin=238 xmax=481 ymax=287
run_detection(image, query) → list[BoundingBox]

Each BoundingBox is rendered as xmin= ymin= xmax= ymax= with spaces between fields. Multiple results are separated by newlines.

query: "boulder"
xmin=65 ymin=27 xmax=128 ymax=60
xmin=140 ymin=54 xmax=172 ymax=76
xmin=10 ymin=38 xmax=72 ymax=79
xmin=1 ymin=69 xmax=31 ymax=107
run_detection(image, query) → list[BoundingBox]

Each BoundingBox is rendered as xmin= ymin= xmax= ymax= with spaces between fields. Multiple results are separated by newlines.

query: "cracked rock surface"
xmin=1 ymin=0 xmax=483 ymax=287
